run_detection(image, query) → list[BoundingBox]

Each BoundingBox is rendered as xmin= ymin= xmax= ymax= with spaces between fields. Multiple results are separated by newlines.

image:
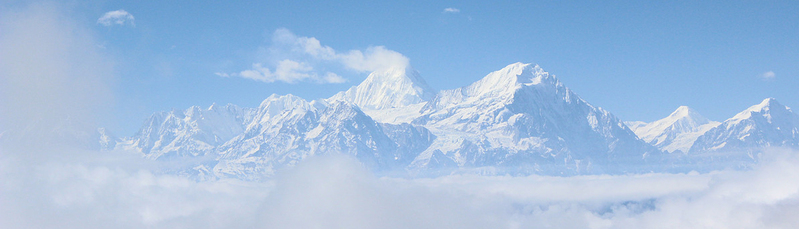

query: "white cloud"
xmin=4 ymin=149 xmax=799 ymax=228
xmin=443 ymin=8 xmax=461 ymax=13
xmin=219 ymin=28 xmax=407 ymax=84
xmin=338 ymin=46 xmax=410 ymax=72
xmin=323 ymin=72 xmax=347 ymax=84
xmin=97 ymin=10 xmax=135 ymax=27
xmin=760 ymin=71 xmax=776 ymax=80
xmin=274 ymin=60 xmax=314 ymax=82
xmin=270 ymin=28 xmax=409 ymax=71
xmin=272 ymin=28 xmax=337 ymax=60
xmin=237 ymin=60 xmax=314 ymax=83
xmin=225 ymin=60 xmax=346 ymax=84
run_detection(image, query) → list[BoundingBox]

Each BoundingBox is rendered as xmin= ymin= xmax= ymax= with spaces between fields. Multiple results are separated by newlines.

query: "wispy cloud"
xmin=759 ymin=71 xmax=776 ymax=80
xmin=97 ymin=10 xmax=134 ymax=27
xmin=218 ymin=28 xmax=410 ymax=84
xmin=322 ymin=72 xmax=347 ymax=83
xmin=443 ymin=8 xmax=460 ymax=13
xmin=216 ymin=61 xmax=349 ymax=84
xmin=217 ymin=61 xmax=347 ymax=84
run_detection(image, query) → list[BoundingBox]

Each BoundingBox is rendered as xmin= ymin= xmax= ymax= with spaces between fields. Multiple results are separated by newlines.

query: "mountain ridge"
xmin=690 ymin=98 xmax=799 ymax=153
xmin=80 ymin=64 xmax=798 ymax=179
xmin=627 ymin=106 xmax=720 ymax=153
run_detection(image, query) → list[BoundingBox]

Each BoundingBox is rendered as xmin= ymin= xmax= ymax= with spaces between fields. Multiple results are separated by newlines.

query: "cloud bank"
xmin=97 ymin=10 xmax=135 ymax=27
xmin=3 ymin=148 xmax=799 ymax=229
xmin=217 ymin=28 xmax=409 ymax=84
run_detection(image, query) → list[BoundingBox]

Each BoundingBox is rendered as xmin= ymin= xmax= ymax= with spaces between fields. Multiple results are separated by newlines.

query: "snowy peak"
xmin=628 ymin=106 xmax=719 ymax=153
xmin=729 ymin=98 xmax=790 ymax=123
xmin=670 ymin=106 xmax=699 ymax=120
xmin=724 ymin=98 xmax=798 ymax=131
xmin=329 ymin=66 xmax=436 ymax=110
xmin=123 ymin=103 xmax=254 ymax=159
xmin=691 ymin=98 xmax=799 ymax=152
xmin=258 ymin=94 xmax=311 ymax=116
xmin=421 ymin=63 xmax=563 ymax=113
xmin=662 ymin=106 xmax=714 ymax=132
xmin=412 ymin=63 xmax=658 ymax=174
xmin=464 ymin=62 xmax=557 ymax=98
xmin=752 ymin=97 xmax=780 ymax=111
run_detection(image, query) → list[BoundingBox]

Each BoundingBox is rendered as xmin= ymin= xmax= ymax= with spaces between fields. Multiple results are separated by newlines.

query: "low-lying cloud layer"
xmin=217 ymin=28 xmax=409 ymax=84
xmin=2 ymin=148 xmax=799 ymax=229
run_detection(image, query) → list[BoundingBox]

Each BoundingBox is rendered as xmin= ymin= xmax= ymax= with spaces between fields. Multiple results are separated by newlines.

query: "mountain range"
xmin=7 ymin=63 xmax=796 ymax=180
xmin=627 ymin=98 xmax=799 ymax=154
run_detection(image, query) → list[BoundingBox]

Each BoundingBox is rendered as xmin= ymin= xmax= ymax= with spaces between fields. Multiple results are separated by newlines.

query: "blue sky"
xmin=2 ymin=1 xmax=798 ymax=135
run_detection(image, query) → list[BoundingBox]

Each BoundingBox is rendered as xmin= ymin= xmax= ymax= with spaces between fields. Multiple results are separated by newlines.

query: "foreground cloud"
xmin=218 ymin=28 xmax=409 ymax=84
xmin=97 ymin=10 xmax=135 ymax=27
xmin=3 ymin=148 xmax=799 ymax=228
xmin=1 ymin=2 xmax=113 ymax=136
xmin=132 ymin=148 xmax=799 ymax=228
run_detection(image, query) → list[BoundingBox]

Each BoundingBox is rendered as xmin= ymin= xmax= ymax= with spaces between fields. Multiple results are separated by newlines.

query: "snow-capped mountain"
xmin=626 ymin=106 xmax=720 ymax=153
xmin=214 ymin=98 xmax=435 ymax=179
xmin=14 ymin=60 xmax=797 ymax=180
xmin=328 ymin=66 xmax=435 ymax=110
xmin=114 ymin=62 xmax=799 ymax=179
xmin=114 ymin=92 xmax=433 ymax=180
xmin=690 ymin=98 xmax=799 ymax=153
xmin=407 ymin=63 xmax=661 ymax=174
xmin=117 ymin=103 xmax=254 ymax=160
xmin=117 ymin=63 xmax=665 ymax=178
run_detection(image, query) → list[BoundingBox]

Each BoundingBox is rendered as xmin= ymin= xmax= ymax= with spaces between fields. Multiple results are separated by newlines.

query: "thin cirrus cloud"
xmin=443 ymin=8 xmax=460 ymax=13
xmin=217 ymin=28 xmax=409 ymax=84
xmin=97 ymin=10 xmax=135 ymax=27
